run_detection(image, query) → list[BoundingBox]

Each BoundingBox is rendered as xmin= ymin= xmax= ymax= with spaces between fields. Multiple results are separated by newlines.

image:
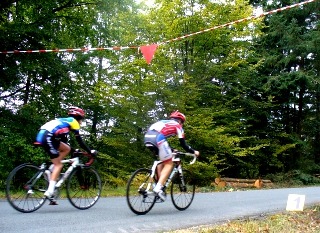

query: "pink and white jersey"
xmin=148 ymin=120 xmax=185 ymax=139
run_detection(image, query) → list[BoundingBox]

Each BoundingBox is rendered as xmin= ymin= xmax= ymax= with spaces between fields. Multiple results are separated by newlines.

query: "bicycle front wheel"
xmin=66 ymin=166 xmax=102 ymax=210
xmin=126 ymin=168 xmax=157 ymax=215
xmin=6 ymin=164 xmax=48 ymax=213
xmin=171 ymin=169 xmax=195 ymax=211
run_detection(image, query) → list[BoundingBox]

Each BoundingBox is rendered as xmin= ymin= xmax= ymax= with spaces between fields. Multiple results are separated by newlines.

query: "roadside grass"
xmin=169 ymin=205 xmax=320 ymax=233
xmin=0 ymin=186 xmax=127 ymax=199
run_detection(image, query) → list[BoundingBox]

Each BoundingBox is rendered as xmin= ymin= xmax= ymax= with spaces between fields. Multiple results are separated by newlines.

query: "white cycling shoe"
xmin=153 ymin=184 xmax=166 ymax=201
xmin=44 ymin=190 xmax=58 ymax=205
xmin=155 ymin=190 xmax=166 ymax=201
xmin=44 ymin=190 xmax=54 ymax=198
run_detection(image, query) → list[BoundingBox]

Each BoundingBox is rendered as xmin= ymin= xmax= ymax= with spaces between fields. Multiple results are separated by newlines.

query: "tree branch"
xmin=0 ymin=86 xmax=25 ymax=99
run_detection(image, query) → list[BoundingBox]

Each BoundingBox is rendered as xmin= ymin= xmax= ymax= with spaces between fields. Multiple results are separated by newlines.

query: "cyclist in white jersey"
xmin=144 ymin=111 xmax=200 ymax=201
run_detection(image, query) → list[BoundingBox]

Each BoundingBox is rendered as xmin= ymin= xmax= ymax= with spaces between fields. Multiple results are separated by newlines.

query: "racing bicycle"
xmin=6 ymin=150 xmax=101 ymax=213
xmin=126 ymin=151 xmax=197 ymax=215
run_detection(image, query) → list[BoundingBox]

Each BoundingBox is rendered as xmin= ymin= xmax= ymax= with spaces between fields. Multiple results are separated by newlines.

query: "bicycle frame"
xmin=126 ymin=151 xmax=197 ymax=215
xmin=55 ymin=157 xmax=80 ymax=188
xmin=47 ymin=148 xmax=95 ymax=184
xmin=24 ymin=163 xmax=47 ymax=194
xmin=6 ymin=150 xmax=101 ymax=213
xmin=25 ymin=157 xmax=80 ymax=194
xmin=147 ymin=152 xmax=196 ymax=193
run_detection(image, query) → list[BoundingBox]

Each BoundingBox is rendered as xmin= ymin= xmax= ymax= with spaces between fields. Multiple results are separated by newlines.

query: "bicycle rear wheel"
xmin=6 ymin=164 xmax=48 ymax=213
xmin=126 ymin=168 xmax=157 ymax=215
xmin=66 ymin=166 xmax=102 ymax=210
xmin=170 ymin=169 xmax=195 ymax=211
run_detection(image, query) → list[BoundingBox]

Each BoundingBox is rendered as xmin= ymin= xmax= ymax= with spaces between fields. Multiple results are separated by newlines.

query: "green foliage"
xmin=186 ymin=155 xmax=222 ymax=186
xmin=266 ymin=170 xmax=320 ymax=186
xmin=0 ymin=106 xmax=48 ymax=185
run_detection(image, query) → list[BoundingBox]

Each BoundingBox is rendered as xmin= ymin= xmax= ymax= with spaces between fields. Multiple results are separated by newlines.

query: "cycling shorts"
xmin=35 ymin=130 xmax=61 ymax=159
xmin=144 ymin=130 xmax=172 ymax=162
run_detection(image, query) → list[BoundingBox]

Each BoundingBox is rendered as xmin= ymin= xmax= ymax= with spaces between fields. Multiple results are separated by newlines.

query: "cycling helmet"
xmin=68 ymin=106 xmax=85 ymax=120
xmin=170 ymin=110 xmax=186 ymax=123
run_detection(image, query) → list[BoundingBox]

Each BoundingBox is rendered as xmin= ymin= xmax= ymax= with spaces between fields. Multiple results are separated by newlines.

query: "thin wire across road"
xmin=1 ymin=187 xmax=319 ymax=233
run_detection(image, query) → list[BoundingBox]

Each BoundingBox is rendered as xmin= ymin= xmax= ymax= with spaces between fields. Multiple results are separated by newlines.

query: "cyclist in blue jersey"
xmin=144 ymin=110 xmax=200 ymax=201
xmin=35 ymin=107 xmax=95 ymax=200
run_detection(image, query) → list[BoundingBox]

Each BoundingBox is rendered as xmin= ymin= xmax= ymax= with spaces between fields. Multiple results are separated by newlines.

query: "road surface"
xmin=1 ymin=187 xmax=319 ymax=233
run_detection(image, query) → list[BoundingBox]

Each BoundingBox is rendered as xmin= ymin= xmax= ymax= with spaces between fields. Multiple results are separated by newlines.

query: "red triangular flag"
xmin=140 ymin=44 xmax=158 ymax=64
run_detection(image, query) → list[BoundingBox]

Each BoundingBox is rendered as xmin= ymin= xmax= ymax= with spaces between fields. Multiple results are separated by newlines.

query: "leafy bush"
xmin=265 ymin=170 xmax=320 ymax=186
xmin=186 ymin=160 xmax=220 ymax=187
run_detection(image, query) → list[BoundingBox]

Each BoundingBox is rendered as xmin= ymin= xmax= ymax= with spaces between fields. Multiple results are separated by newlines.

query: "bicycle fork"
xmin=177 ymin=165 xmax=187 ymax=192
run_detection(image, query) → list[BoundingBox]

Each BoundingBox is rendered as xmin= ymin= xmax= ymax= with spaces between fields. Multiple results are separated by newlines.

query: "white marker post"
xmin=286 ymin=194 xmax=305 ymax=211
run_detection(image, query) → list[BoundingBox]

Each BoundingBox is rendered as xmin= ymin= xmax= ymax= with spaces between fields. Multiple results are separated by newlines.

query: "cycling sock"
xmin=48 ymin=180 xmax=57 ymax=193
xmin=153 ymin=183 xmax=163 ymax=193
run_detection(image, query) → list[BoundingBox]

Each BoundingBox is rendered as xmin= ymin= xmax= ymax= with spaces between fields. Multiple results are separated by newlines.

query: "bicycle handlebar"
xmin=172 ymin=152 xmax=197 ymax=165
xmin=73 ymin=149 xmax=98 ymax=166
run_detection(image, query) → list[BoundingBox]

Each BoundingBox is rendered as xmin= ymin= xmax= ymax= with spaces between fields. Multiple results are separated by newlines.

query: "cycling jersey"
xmin=35 ymin=117 xmax=90 ymax=158
xmin=148 ymin=120 xmax=184 ymax=139
xmin=144 ymin=119 xmax=195 ymax=161
xmin=39 ymin=117 xmax=80 ymax=138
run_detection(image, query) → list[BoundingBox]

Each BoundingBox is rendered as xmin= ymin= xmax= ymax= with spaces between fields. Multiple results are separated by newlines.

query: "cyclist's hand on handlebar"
xmin=71 ymin=148 xmax=81 ymax=157
xmin=194 ymin=150 xmax=200 ymax=157
xmin=84 ymin=150 xmax=97 ymax=166
xmin=90 ymin=150 xmax=98 ymax=157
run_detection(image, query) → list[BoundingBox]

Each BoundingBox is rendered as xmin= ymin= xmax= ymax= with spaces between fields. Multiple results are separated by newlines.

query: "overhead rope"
xmin=158 ymin=0 xmax=316 ymax=45
xmin=0 ymin=0 xmax=316 ymax=63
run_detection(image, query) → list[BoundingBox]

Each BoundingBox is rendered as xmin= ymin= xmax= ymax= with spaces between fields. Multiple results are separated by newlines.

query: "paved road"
xmin=1 ymin=187 xmax=319 ymax=233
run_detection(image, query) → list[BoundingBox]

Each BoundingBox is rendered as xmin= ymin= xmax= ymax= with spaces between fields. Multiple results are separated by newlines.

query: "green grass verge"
xmin=168 ymin=205 xmax=320 ymax=233
xmin=0 ymin=186 xmax=127 ymax=199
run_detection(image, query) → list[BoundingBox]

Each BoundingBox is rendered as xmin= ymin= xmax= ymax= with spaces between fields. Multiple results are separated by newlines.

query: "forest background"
xmin=1 ymin=0 xmax=320 ymax=189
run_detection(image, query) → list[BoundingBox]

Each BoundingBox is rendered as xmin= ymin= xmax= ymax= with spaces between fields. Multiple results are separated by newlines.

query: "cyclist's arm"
xmin=179 ymin=138 xmax=195 ymax=154
xmin=69 ymin=118 xmax=91 ymax=154
xmin=176 ymin=125 xmax=195 ymax=154
xmin=74 ymin=131 xmax=91 ymax=154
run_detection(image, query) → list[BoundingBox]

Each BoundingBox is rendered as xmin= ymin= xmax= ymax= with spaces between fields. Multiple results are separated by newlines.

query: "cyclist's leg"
xmin=156 ymin=138 xmax=173 ymax=184
xmin=153 ymin=138 xmax=173 ymax=200
xmin=144 ymin=130 xmax=162 ymax=182
xmin=50 ymin=142 xmax=70 ymax=181
xmin=43 ymin=135 xmax=70 ymax=197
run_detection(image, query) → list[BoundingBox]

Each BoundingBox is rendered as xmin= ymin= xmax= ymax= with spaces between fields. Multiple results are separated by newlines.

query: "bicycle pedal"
xmin=80 ymin=185 xmax=89 ymax=190
xmin=139 ymin=188 xmax=148 ymax=197
xmin=27 ymin=190 xmax=34 ymax=195
xmin=146 ymin=191 xmax=156 ymax=195
xmin=155 ymin=196 xmax=165 ymax=203
xmin=49 ymin=200 xmax=58 ymax=205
